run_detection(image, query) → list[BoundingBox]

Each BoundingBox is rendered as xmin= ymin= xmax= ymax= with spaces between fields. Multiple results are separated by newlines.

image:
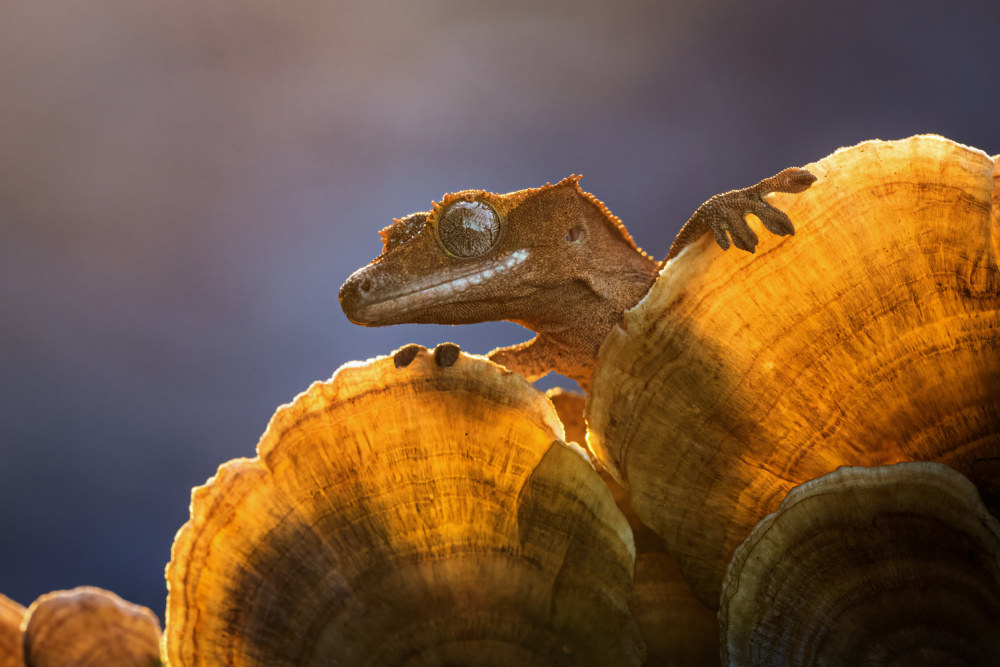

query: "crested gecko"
xmin=340 ymin=168 xmax=815 ymax=389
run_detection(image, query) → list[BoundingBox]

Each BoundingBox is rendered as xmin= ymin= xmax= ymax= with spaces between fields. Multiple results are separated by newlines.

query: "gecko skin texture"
xmin=340 ymin=169 xmax=815 ymax=389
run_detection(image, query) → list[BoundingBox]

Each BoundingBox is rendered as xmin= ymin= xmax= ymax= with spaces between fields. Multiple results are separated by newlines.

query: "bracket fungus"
xmin=165 ymin=344 xmax=643 ymax=666
xmin=586 ymin=135 xmax=1000 ymax=607
xmin=719 ymin=462 xmax=1000 ymax=666
xmin=546 ymin=388 xmax=718 ymax=666
xmin=0 ymin=594 xmax=25 ymax=667
xmin=20 ymin=587 xmax=163 ymax=667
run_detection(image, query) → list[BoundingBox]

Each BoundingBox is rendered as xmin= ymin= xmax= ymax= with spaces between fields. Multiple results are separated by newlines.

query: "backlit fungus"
xmin=165 ymin=345 xmax=643 ymax=666
xmin=586 ymin=135 xmax=1000 ymax=607
xmin=20 ymin=586 xmax=162 ymax=667
xmin=719 ymin=462 xmax=1000 ymax=666
xmin=547 ymin=388 xmax=718 ymax=666
xmin=0 ymin=594 xmax=25 ymax=667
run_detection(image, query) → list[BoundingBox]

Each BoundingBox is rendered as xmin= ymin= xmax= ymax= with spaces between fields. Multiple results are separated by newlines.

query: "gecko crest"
xmin=375 ymin=176 xmax=644 ymax=262
xmin=342 ymin=166 xmax=814 ymax=387
xmin=378 ymin=213 xmax=428 ymax=255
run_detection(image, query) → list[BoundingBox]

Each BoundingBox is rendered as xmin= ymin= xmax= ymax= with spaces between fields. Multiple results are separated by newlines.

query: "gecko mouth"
xmin=341 ymin=249 xmax=530 ymax=325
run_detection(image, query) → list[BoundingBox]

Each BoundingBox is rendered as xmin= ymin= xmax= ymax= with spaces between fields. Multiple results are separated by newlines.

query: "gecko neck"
xmin=489 ymin=246 xmax=658 ymax=391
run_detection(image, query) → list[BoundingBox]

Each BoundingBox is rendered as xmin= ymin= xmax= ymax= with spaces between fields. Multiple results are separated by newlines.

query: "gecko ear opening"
xmin=566 ymin=226 xmax=585 ymax=243
xmin=436 ymin=198 xmax=502 ymax=257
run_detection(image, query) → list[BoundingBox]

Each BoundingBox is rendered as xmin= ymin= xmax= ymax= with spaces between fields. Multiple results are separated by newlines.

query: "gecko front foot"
xmin=665 ymin=167 xmax=817 ymax=261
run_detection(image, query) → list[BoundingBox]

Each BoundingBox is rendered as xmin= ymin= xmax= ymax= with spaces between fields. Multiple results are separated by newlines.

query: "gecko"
xmin=339 ymin=168 xmax=815 ymax=390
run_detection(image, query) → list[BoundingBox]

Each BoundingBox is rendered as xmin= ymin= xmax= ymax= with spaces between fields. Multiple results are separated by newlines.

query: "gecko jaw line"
xmin=362 ymin=249 xmax=530 ymax=319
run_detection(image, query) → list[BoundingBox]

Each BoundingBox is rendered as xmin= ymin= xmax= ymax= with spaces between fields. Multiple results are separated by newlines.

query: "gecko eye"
xmin=437 ymin=199 xmax=501 ymax=258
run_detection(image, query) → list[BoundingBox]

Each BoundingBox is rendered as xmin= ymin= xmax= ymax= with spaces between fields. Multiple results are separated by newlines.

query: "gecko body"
xmin=340 ymin=169 xmax=815 ymax=389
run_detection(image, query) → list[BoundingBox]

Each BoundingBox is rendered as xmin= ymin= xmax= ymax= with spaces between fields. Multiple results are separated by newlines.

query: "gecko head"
xmin=339 ymin=175 xmax=653 ymax=328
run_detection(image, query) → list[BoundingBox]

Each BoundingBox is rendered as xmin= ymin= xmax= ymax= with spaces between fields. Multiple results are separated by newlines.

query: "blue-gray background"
xmin=2 ymin=0 xmax=999 ymax=617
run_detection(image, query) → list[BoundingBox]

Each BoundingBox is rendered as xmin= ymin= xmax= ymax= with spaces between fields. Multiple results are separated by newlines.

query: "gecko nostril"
xmin=359 ymin=277 xmax=372 ymax=294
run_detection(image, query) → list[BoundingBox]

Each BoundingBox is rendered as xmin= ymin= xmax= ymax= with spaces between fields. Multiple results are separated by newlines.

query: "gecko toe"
xmin=393 ymin=344 xmax=424 ymax=368
xmin=434 ymin=342 xmax=461 ymax=367
xmin=708 ymin=204 xmax=758 ymax=253
xmin=710 ymin=225 xmax=732 ymax=251
xmin=745 ymin=191 xmax=797 ymax=237
xmin=758 ymin=206 xmax=796 ymax=237
xmin=666 ymin=166 xmax=815 ymax=261
xmin=768 ymin=167 xmax=817 ymax=194
xmin=728 ymin=218 xmax=760 ymax=253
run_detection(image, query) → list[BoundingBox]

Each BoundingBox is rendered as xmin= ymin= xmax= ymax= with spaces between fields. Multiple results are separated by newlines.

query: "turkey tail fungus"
xmin=165 ymin=345 xmax=643 ymax=666
xmin=546 ymin=388 xmax=718 ymax=666
xmin=719 ymin=462 xmax=1000 ymax=666
xmin=587 ymin=135 xmax=1000 ymax=607
xmin=20 ymin=587 xmax=162 ymax=667
xmin=0 ymin=594 xmax=25 ymax=667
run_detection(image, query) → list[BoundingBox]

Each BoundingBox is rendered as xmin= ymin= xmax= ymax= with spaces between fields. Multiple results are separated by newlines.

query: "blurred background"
xmin=2 ymin=0 xmax=998 ymax=617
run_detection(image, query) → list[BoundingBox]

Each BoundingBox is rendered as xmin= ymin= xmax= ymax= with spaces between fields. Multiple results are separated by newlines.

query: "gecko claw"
xmin=762 ymin=166 xmax=818 ymax=194
xmin=757 ymin=205 xmax=796 ymax=237
xmin=665 ymin=167 xmax=816 ymax=261
xmin=711 ymin=208 xmax=759 ymax=253
xmin=710 ymin=226 xmax=732 ymax=251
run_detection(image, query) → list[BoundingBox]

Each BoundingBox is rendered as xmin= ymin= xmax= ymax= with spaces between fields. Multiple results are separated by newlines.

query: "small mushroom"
xmin=586 ymin=135 xmax=1000 ymax=606
xmin=165 ymin=345 xmax=643 ymax=666
xmin=547 ymin=388 xmax=718 ymax=666
xmin=0 ymin=594 xmax=25 ymax=667
xmin=719 ymin=462 xmax=1000 ymax=666
xmin=21 ymin=587 xmax=162 ymax=667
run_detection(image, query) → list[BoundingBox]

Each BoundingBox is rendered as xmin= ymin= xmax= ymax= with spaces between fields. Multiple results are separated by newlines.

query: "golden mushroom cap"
xmin=165 ymin=345 xmax=642 ymax=666
xmin=21 ymin=586 xmax=162 ymax=667
xmin=719 ymin=462 xmax=1000 ymax=666
xmin=545 ymin=388 xmax=589 ymax=447
xmin=0 ymin=594 xmax=25 ymax=667
xmin=587 ymin=135 xmax=1000 ymax=607
xmin=546 ymin=387 xmax=718 ymax=666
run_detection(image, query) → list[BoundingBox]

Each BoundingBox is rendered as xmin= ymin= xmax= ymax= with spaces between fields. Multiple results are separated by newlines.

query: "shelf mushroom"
xmin=587 ymin=135 xmax=1000 ymax=606
xmin=0 ymin=594 xmax=25 ymax=667
xmin=20 ymin=587 xmax=162 ymax=667
xmin=719 ymin=462 xmax=1000 ymax=666
xmin=340 ymin=134 xmax=1000 ymax=612
xmin=547 ymin=388 xmax=718 ymax=666
xmin=165 ymin=344 xmax=643 ymax=666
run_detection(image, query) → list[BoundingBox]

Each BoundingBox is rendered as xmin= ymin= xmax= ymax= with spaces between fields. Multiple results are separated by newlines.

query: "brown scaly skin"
xmin=340 ymin=169 xmax=815 ymax=389
xmin=663 ymin=167 xmax=817 ymax=262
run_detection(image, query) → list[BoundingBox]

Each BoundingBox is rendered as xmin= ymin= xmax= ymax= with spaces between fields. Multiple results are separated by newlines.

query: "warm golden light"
xmin=588 ymin=135 xmax=1000 ymax=609
xmin=165 ymin=345 xmax=642 ymax=666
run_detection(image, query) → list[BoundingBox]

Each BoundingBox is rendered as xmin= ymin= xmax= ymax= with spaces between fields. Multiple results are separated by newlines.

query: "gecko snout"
xmin=339 ymin=267 xmax=374 ymax=325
